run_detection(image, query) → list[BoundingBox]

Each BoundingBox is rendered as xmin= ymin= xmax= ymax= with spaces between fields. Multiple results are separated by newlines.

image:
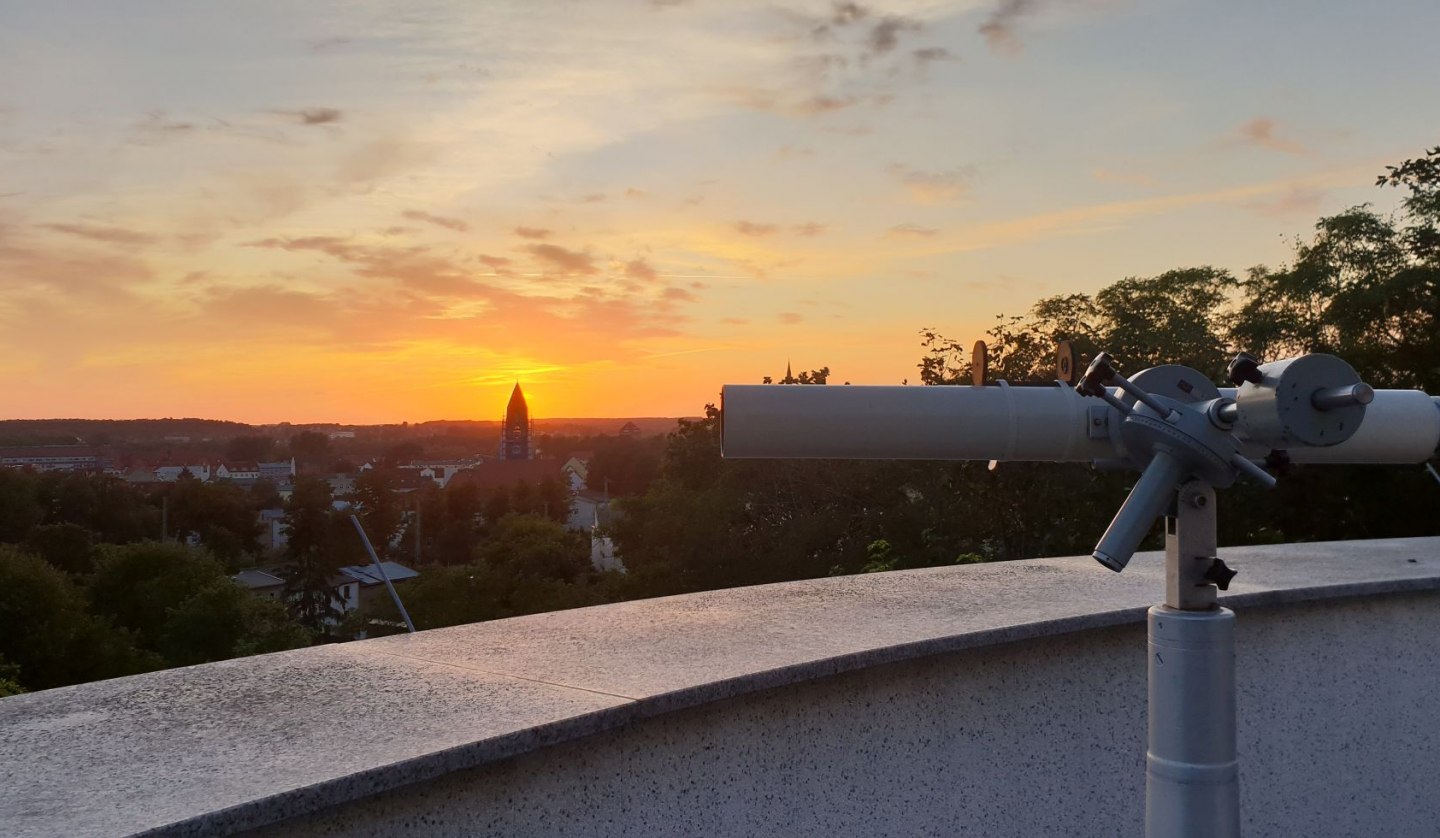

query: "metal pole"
xmin=349 ymin=514 xmax=416 ymax=634
xmin=1146 ymin=480 xmax=1239 ymax=837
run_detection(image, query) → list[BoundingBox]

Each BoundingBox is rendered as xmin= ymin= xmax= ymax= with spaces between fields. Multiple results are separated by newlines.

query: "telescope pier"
xmin=1146 ymin=480 xmax=1239 ymax=838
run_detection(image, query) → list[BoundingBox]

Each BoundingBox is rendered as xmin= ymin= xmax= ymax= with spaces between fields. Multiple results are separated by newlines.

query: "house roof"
xmin=233 ymin=569 xmax=285 ymax=590
xmin=337 ymin=562 xmax=421 ymax=586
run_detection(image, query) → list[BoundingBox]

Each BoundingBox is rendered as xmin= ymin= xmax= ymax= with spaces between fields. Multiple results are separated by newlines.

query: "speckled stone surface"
xmin=255 ymin=594 xmax=1440 ymax=837
xmin=1 ymin=537 xmax=1437 ymax=836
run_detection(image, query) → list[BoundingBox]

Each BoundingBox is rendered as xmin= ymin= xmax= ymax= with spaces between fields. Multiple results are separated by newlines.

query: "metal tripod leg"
xmin=1145 ymin=481 xmax=1239 ymax=838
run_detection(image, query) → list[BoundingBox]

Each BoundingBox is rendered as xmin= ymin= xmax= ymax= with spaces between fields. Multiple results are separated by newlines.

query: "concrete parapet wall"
xmin=2 ymin=537 xmax=1438 ymax=836
xmin=258 ymin=593 xmax=1440 ymax=837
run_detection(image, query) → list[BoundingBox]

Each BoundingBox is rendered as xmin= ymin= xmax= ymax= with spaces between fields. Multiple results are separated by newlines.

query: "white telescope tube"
xmin=721 ymin=383 xmax=1118 ymax=462
xmin=1223 ymin=388 xmax=1439 ymax=465
xmin=722 ymin=384 xmax=1440 ymax=466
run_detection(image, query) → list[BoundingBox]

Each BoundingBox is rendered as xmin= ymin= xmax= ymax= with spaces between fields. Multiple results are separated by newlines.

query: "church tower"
xmin=500 ymin=383 xmax=532 ymax=460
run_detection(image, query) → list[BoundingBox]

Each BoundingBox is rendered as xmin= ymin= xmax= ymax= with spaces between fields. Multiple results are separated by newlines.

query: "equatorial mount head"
xmin=1079 ymin=352 xmax=1372 ymax=573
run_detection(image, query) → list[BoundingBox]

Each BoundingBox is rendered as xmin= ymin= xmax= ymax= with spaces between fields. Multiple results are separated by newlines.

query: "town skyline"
xmin=3 ymin=1 xmax=1438 ymax=423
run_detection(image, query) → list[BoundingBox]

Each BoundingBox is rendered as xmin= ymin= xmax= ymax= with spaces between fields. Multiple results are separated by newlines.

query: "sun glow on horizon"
xmin=1 ymin=1 xmax=1435 ymax=423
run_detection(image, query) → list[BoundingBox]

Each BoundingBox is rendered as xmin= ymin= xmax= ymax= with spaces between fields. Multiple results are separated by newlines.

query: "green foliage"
xmin=353 ymin=469 xmax=403 ymax=557
xmin=281 ymin=477 xmax=349 ymax=633
xmin=158 ymin=584 xmax=310 ymax=665
xmin=22 ymin=522 xmax=97 ymax=575
xmin=288 ymin=430 xmax=330 ymax=472
xmin=0 ymin=546 xmax=157 ymax=691
xmin=0 ymin=654 xmax=24 ymax=698
xmin=88 ymin=541 xmax=310 ymax=666
xmin=349 ymin=514 xmax=604 ymax=635
xmin=224 ymin=434 xmax=273 ymax=463
xmin=584 ymin=435 xmax=665 ymax=497
xmin=479 ymin=515 xmax=591 ymax=582
xmin=157 ymin=478 xmax=262 ymax=563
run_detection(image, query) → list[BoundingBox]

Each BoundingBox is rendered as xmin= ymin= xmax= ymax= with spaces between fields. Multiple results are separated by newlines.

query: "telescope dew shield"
xmin=721 ymin=383 xmax=1117 ymax=463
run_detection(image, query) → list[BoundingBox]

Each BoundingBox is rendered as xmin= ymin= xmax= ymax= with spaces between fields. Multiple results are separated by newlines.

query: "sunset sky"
xmin=2 ymin=0 xmax=1437 ymax=423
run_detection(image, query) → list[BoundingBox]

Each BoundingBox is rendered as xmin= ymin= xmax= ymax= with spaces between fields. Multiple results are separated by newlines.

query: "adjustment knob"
xmin=1203 ymin=558 xmax=1238 ymax=591
xmin=1228 ymin=353 xmax=1264 ymax=386
xmin=1076 ymin=352 xmax=1117 ymax=397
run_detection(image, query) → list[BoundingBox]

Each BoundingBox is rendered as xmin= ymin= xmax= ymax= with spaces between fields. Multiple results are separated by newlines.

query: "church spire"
xmin=501 ymin=382 xmax=532 ymax=460
xmin=781 ymin=359 xmax=797 ymax=385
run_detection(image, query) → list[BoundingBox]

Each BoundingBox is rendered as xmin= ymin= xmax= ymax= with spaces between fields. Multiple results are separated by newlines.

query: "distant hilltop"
xmin=0 ymin=416 xmax=694 ymax=446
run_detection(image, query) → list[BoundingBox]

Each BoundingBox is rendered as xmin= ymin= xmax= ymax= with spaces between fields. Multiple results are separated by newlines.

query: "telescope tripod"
xmin=1146 ymin=478 xmax=1239 ymax=838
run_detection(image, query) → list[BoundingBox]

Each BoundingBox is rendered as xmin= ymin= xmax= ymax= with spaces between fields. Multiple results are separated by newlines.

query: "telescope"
xmin=721 ymin=348 xmax=1440 ymax=837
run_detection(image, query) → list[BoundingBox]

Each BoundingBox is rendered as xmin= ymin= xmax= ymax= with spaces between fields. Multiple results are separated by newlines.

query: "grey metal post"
xmin=349 ymin=514 xmax=416 ymax=634
xmin=1146 ymin=480 xmax=1238 ymax=838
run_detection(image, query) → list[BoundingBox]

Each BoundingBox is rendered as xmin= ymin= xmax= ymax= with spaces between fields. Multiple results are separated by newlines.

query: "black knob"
xmin=1203 ymin=558 xmax=1238 ymax=591
xmin=1228 ymin=353 xmax=1264 ymax=386
xmin=1076 ymin=352 xmax=1117 ymax=397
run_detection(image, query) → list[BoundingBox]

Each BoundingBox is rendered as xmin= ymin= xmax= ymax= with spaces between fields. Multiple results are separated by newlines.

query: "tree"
xmin=88 ymin=542 xmax=231 ymax=652
xmin=87 ymin=541 xmax=309 ymax=667
xmin=288 ymin=431 xmax=331 ymax=472
xmin=353 ymin=469 xmax=402 ymax=557
xmin=225 ymin=434 xmax=273 ymax=463
xmin=22 ymin=522 xmax=96 ymax=576
xmin=282 ymin=477 xmax=345 ymax=633
xmin=0 ymin=654 xmax=23 ymax=697
xmin=479 ymin=515 xmax=591 ymax=583
xmin=0 ymin=546 xmax=156 ymax=691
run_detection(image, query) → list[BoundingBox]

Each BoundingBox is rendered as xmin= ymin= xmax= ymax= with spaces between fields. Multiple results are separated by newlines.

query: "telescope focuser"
xmin=1079 ymin=351 xmax=1372 ymax=573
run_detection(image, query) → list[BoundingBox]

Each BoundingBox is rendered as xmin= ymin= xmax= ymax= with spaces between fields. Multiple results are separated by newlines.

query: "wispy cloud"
xmin=1236 ymin=117 xmax=1309 ymax=156
xmin=514 ymin=226 xmax=552 ymax=239
xmin=402 ymin=210 xmax=470 ymax=232
xmin=289 ymin=107 xmax=344 ymax=126
xmin=734 ymin=220 xmax=780 ymax=237
xmin=625 ymin=259 xmax=659 ymax=281
xmin=889 ymin=164 xmax=974 ymax=204
xmin=887 ymin=223 xmax=939 ymax=238
xmin=778 ymin=311 xmax=803 ymax=324
xmin=526 ymin=243 xmax=598 ymax=275
xmin=978 ymin=0 xmax=1044 ymax=55
xmin=39 ymin=222 xmax=157 ymax=247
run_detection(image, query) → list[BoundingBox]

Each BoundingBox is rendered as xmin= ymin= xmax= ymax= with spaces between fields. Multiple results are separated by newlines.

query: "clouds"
xmin=889 ymin=164 xmax=974 ymax=204
xmin=887 ymin=223 xmax=938 ymax=238
xmin=38 ymin=222 xmax=157 ymax=247
xmin=514 ymin=226 xmax=552 ymax=239
xmin=402 ymin=210 xmax=471 ymax=232
xmin=733 ymin=220 xmax=828 ymax=237
xmin=1236 ymin=118 xmax=1308 ymax=156
xmin=977 ymin=0 xmax=1043 ymax=55
xmin=291 ymin=107 xmax=344 ymax=126
xmin=526 ymin=243 xmax=598 ymax=275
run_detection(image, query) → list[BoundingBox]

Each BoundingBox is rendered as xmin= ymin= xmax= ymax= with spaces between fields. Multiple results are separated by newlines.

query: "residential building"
xmin=0 ymin=446 xmax=101 ymax=472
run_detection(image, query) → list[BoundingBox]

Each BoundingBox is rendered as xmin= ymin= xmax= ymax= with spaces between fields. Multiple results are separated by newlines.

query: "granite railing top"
xmin=2 ymin=536 xmax=1438 ymax=837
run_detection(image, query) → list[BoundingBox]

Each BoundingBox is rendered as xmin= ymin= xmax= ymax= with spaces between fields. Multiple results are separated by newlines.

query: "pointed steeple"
xmin=781 ymin=360 xmax=797 ymax=385
xmin=501 ymin=382 xmax=532 ymax=460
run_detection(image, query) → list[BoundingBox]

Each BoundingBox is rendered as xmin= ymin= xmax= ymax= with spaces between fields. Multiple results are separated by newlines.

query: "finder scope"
xmin=721 ymin=352 xmax=1440 ymax=572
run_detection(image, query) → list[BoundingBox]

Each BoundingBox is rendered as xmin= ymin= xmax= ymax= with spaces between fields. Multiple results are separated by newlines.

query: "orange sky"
xmin=1 ymin=1 xmax=1434 ymax=422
